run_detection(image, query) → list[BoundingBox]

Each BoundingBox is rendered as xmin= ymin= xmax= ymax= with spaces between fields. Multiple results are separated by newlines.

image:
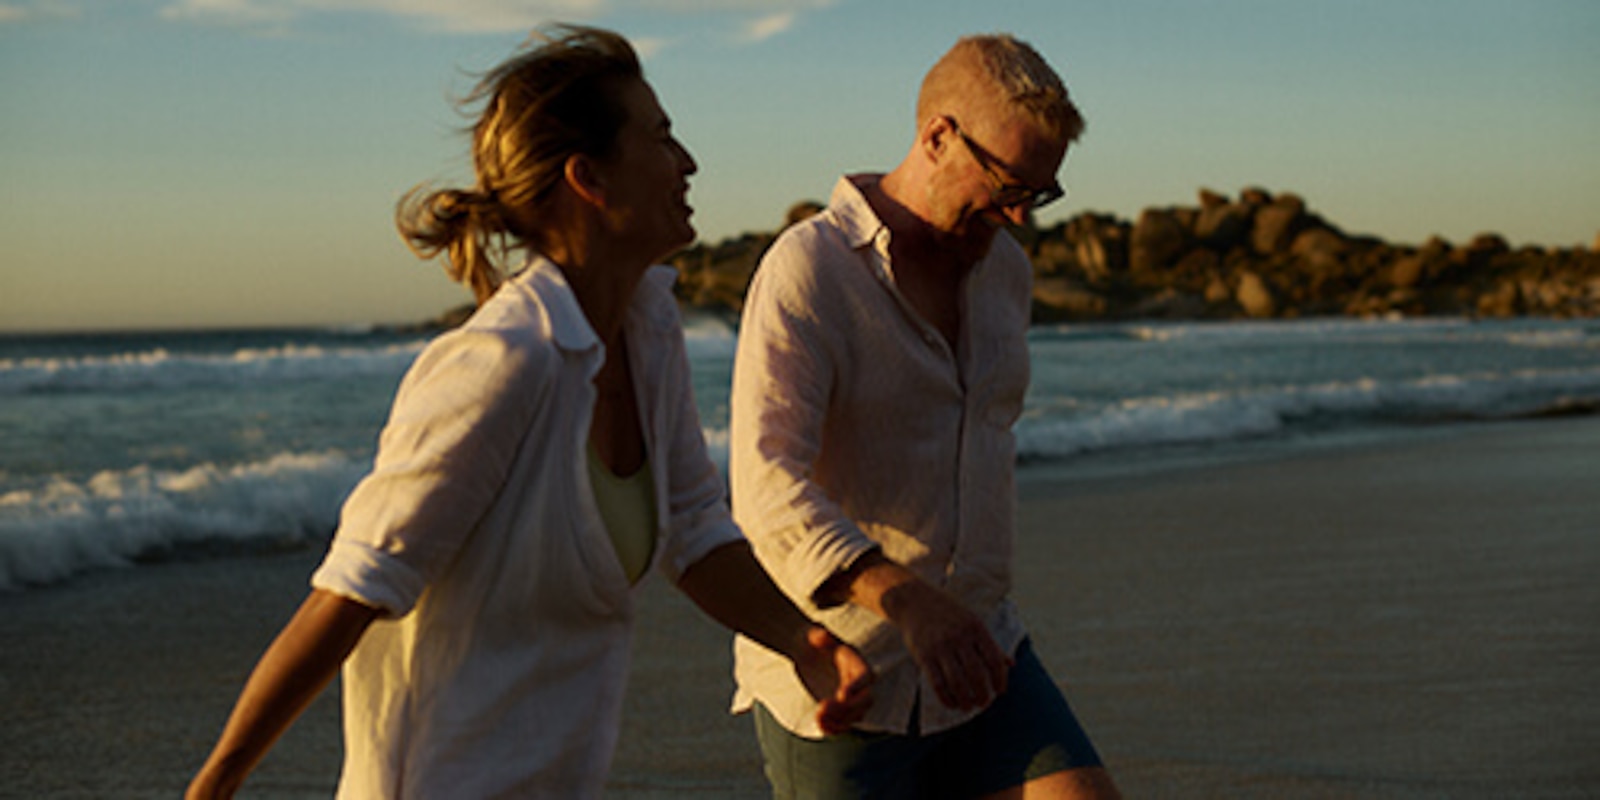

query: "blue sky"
xmin=2 ymin=0 xmax=1596 ymax=332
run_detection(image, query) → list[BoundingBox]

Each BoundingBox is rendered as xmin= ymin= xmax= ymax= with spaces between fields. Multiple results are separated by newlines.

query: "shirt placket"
xmin=869 ymin=237 xmax=968 ymax=561
xmin=871 ymin=238 xmax=989 ymax=596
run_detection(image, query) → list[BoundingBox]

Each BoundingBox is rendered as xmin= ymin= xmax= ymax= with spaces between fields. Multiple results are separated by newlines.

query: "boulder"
xmin=1063 ymin=213 xmax=1129 ymax=280
xmin=1389 ymin=254 xmax=1426 ymax=289
xmin=1032 ymin=276 xmax=1108 ymax=319
xmin=1235 ymin=270 xmax=1278 ymax=318
xmin=1251 ymin=193 xmax=1306 ymax=255
xmin=1476 ymin=281 xmax=1521 ymax=317
xmin=1240 ymin=186 xmax=1273 ymax=206
xmin=1204 ymin=273 xmax=1233 ymax=305
xmin=1130 ymin=208 xmax=1190 ymax=273
xmin=1196 ymin=200 xmax=1254 ymax=252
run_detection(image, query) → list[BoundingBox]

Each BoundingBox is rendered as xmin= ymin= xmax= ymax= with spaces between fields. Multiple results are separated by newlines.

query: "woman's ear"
xmin=563 ymin=153 xmax=607 ymax=208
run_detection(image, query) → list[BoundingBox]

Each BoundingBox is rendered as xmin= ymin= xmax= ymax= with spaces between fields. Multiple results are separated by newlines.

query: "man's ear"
xmin=563 ymin=153 xmax=607 ymax=208
xmin=920 ymin=115 xmax=956 ymax=164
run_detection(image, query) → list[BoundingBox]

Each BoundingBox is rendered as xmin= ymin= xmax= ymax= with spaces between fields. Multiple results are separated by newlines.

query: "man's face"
xmin=926 ymin=113 xmax=1068 ymax=261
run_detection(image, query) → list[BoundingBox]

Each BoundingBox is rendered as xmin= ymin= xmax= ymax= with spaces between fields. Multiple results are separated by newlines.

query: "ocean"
xmin=3 ymin=315 xmax=1597 ymax=592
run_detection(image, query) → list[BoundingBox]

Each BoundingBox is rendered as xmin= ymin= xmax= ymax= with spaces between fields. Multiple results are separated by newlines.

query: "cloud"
xmin=144 ymin=0 xmax=838 ymax=47
xmin=735 ymin=10 xmax=792 ymax=43
xmin=150 ymin=0 xmax=832 ymax=39
xmin=627 ymin=0 xmax=827 ymax=10
xmin=0 ymin=0 xmax=82 ymax=24
xmin=631 ymin=0 xmax=831 ymax=45
xmin=159 ymin=0 xmax=293 ymax=29
xmin=629 ymin=34 xmax=669 ymax=58
xmin=157 ymin=0 xmax=603 ymax=35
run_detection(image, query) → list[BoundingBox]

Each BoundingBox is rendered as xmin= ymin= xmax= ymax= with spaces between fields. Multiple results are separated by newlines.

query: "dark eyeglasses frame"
xmin=947 ymin=116 xmax=1065 ymax=211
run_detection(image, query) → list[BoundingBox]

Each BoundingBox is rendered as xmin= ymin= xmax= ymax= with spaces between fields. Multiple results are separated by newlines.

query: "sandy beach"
xmin=2 ymin=418 xmax=1596 ymax=798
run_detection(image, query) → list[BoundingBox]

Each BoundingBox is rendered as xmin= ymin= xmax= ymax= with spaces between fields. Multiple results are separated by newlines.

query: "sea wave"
xmin=1041 ymin=317 xmax=1600 ymax=347
xmin=0 ymin=450 xmax=368 ymax=590
xmin=0 ymin=341 xmax=429 ymax=395
xmin=6 ymin=318 xmax=1596 ymax=591
xmin=1117 ymin=317 xmax=1474 ymax=343
xmin=0 ymin=424 xmax=738 ymax=592
xmin=681 ymin=312 xmax=737 ymax=360
xmin=0 ymin=320 xmax=744 ymax=395
xmin=1015 ymin=364 xmax=1600 ymax=461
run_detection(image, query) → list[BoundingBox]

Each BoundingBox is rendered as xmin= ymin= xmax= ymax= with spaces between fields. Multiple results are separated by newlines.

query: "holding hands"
xmin=792 ymin=625 xmax=876 ymax=733
xmin=826 ymin=550 xmax=1011 ymax=712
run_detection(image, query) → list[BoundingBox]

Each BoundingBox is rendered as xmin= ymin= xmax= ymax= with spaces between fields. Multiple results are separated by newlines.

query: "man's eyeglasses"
xmin=947 ymin=117 xmax=1065 ymax=211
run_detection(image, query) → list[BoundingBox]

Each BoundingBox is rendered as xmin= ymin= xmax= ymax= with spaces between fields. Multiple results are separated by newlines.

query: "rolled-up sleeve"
xmin=730 ymin=236 xmax=880 ymax=608
xmin=312 ymin=328 xmax=544 ymax=617
xmin=650 ymin=296 xmax=746 ymax=584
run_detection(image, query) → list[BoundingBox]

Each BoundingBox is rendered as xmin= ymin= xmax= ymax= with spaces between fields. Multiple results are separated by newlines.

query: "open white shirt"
xmin=730 ymin=175 xmax=1034 ymax=738
xmin=312 ymin=257 xmax=742 ymax=798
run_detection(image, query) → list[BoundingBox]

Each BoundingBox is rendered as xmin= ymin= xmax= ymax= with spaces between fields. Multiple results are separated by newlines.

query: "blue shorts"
xmin=752 ymin=639 xmax=1104 ymax=799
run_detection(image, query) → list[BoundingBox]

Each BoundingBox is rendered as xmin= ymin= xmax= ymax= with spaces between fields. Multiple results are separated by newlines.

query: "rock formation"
xmin=672 ymin=187 xmax=1599 ymax=322
xmin=416 ymin=188 xmax=1600 ymax=330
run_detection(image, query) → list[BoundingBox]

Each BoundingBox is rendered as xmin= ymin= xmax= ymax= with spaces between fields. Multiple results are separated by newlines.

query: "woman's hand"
xmin=791 ymin=625 xmax=875 ymax=734
xmin=677 ymin=541 xmax=876 ymax=733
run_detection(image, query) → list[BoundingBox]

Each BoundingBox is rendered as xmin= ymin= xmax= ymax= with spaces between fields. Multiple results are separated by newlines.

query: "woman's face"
xmin=593 ymin=79 xmax=699 ymax=262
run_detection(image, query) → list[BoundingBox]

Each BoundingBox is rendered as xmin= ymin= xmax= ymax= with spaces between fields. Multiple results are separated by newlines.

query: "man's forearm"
xmin=818 ymin=548 xmax=922 ymax=621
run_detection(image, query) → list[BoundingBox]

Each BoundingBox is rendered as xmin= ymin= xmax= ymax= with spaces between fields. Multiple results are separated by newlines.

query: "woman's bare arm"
xmin=678 ymin=541 xmax=873 ymax=733
xmin=186 ymin=588 xmax=379 ymax=799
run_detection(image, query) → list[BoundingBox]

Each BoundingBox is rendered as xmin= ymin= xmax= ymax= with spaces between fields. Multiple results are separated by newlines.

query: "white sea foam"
xmin=1015 ymin=365 xmax=1600 ymax=461
xmin=1109 ymin=317 xmax=1599 ymax=347
xmin=5 ymin=318 xmax=1597 ymax=591
xmin=1116 ymin=317 xmax=1473 ymax=343
xmin=1 ymin=320 xmax=744 ymax=395
xmin=681 ymin=312 xmax=737 ymax=360
xmin=0 ymin=341 xmax=429 ymax=395
xmin=0 ymin=451 xmax=368 ymax=590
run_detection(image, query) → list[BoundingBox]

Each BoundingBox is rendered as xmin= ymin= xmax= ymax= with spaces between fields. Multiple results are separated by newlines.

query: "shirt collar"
xmin=509 ymin=256 xmax=681 ymax=353
xmin=830 ymin=174 xmax=890 ymax=250
xmin=830 ymin=172 xmax=1010 ymax=279
xmin=513 ymin=256 xmax=600 ymax=354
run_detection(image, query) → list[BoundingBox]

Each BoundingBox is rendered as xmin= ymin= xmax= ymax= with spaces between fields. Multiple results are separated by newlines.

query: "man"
xmin=728 ymin=34 xmax=1120 ymax=798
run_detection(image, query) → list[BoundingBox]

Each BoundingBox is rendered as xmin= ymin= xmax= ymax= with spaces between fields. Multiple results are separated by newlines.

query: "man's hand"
xmin=791 ymin=626 xmax=875 ymax=734
xmin=886 ymin=578 xmax=1011 ymax=710
xmin=826 ymin=551 xmax=1011 ymax=711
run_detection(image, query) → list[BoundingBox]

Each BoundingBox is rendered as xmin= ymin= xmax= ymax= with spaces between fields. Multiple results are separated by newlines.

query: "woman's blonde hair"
xmin=396 ymin=25 xmax=643 ymax=304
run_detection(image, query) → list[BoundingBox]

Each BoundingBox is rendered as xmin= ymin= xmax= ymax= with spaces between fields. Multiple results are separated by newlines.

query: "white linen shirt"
xmin=729 ymin=175 xmax=1034 ymax=738
xmin=311 ymin=257 xmax=742 ymax=798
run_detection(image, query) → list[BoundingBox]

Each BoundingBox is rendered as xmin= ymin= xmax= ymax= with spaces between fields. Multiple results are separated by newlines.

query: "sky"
xmin=1 ymin=1 xmax=1596 ymax=332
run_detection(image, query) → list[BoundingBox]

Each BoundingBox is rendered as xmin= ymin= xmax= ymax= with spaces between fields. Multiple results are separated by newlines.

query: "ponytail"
xmin=396 ymin=185 xmax=509 ymax=306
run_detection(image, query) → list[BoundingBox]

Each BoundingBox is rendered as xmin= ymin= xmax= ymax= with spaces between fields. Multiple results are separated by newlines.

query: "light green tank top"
xmin=586 ymin=441 xmax=657 ymax=585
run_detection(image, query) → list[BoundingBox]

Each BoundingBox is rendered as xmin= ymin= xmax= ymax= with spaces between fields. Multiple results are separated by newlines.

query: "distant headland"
xmin=412 ymin=187 xmax=1600 ymax=330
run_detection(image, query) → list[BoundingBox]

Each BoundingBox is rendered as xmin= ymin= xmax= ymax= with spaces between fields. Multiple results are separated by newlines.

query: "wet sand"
xmin=2 ymin=418 xmax=1596 ymax=798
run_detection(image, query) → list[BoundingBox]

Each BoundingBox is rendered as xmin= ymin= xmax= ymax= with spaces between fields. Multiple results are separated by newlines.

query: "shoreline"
xmin=2 ymin=417 xmax=1596 ymax=797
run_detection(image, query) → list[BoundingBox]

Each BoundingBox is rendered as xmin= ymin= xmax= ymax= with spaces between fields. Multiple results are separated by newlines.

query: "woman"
xmin=187 ymin=26 xmax=871 ymax=799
